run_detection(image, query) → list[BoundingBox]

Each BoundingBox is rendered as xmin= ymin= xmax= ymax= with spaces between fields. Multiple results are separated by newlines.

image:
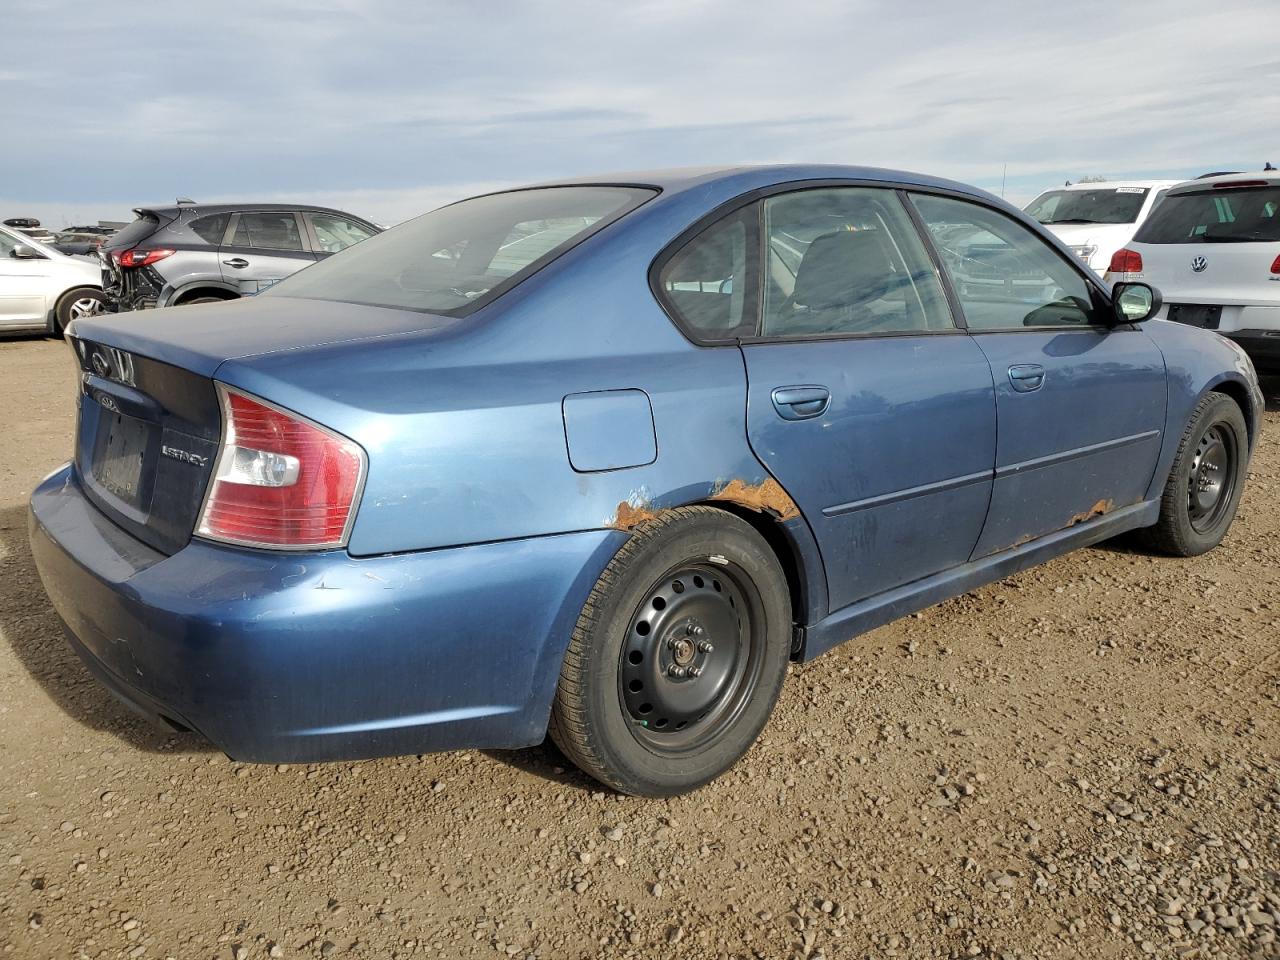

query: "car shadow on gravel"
xmin=1260 ymin=374 xmax=1280 ymax=412
xmin=0 ymin=504 xmax=213 ymax=755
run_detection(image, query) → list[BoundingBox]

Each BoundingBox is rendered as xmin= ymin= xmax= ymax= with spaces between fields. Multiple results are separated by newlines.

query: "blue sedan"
xmin=29 ymin=165 xmax=1263 ymax=795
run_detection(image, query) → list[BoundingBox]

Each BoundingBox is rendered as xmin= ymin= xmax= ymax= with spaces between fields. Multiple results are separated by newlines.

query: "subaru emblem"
xmin=1191 ymin=256 xmax=1208 ymax=273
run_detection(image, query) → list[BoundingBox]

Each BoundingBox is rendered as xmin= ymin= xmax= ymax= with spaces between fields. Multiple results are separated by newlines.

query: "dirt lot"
xmin=0 ymin=335 xmax=1277 ymax=960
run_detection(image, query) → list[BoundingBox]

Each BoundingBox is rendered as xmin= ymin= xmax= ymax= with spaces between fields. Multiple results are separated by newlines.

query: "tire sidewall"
xmin=52 ymin=286 xmax=103 ymax=335
xmin=578 ymin=513 xmax=791 ymax=795
xmin=1169 ymin=395 xmax=1248 ymax=554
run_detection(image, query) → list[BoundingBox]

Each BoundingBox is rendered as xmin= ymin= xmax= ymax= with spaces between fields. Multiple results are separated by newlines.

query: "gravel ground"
xmin=1 ymin=335 xmax=1277 ymax=960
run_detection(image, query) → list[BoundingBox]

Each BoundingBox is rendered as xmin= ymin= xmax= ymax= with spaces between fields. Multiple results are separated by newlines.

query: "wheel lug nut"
xmin=698 ymin=640 xmax=713 ymax=653
xmin=668 ymin=664 xmax=686 ymax=678
xmin=692 ymin=625 xmax=705 ymax=637
xmin=686 ymin=666 xmax=701 ymax=678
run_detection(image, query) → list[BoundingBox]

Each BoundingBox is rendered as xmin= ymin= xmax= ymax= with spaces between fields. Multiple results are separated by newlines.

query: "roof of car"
xmin=1166 ymin=171 xmax=1280 ymax=195
xmin=136 ymin=202 xmax=377 ymax=221
xmin=1040 ymin=179 xmax=1184 ymax=192
xmin=525 ymin=163 xmax=1000 ymax=202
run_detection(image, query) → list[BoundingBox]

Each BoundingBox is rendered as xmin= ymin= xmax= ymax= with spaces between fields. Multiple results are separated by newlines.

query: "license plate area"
xmin=91 ymin=409 xmax=150 ymax=507
xmin=1167 ymin=303 xmax=1222 ymax=329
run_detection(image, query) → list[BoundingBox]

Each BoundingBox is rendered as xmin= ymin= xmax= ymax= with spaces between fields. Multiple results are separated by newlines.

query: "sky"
xmin=4 ymin=0 xmax=1279 ymax=228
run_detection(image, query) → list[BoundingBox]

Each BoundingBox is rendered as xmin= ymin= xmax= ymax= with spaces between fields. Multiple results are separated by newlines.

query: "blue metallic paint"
xmin=562 ymin=389 xmax=657 ymax=473
xmin=37 ymin=165 xmax=1264 ymax=763
xmin=30 ymin=466 xmax=625 ymax=761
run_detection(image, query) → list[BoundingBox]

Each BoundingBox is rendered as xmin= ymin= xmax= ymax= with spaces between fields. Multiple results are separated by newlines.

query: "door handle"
xmin=771 ymin=385 xmax=831 ymax=420
xmin=1008 ymin=364 xmax=1045 ymax=392
xmin=223 ymin=258 xmax=249 ymax=269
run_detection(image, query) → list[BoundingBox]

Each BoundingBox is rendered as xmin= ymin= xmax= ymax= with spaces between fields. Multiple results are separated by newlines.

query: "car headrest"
xmin=792 ymin=230 xmax=893 ymax=310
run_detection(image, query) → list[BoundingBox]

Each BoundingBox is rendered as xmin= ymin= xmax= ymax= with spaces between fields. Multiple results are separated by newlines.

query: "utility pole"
xmin=1001 ymin=164 xmax=1007 ymax=198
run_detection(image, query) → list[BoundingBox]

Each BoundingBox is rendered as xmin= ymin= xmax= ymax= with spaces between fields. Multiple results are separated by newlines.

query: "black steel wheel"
xmin=619 ymin=560 xmax=766 ymax=754
xmin=1140 ymin=392 xmax=1248 ymax=556
xmin=550 ymin=506 xmax=792 ymax=796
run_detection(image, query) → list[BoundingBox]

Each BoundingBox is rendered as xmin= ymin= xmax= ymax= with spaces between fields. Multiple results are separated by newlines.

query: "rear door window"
xmin=761 ymin=187 xmax=953 ymax=337
xmin=1133 ymin=185 xmax=1280 ymax=243
xmin=231 ymin=212 xmax=306 ymax=251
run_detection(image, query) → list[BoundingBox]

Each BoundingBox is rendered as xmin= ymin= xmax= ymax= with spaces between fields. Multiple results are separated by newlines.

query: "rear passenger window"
xmin=657 ymin=207 xmax=754 ymax=341
xmin=190 ymin=214 xmax=229 ymax=245
xmin=761 ymin=188 xmax=953 ymax=337
xmin=231 ymin=212 xmax=304 ymax=251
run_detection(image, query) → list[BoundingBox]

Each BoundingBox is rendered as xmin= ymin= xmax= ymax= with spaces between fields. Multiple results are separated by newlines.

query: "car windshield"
xmin=1133 ymin=184 xmax=1280 ymax=243
xmin=265 ymin=186 xmax=655 ymax=314
xmin=1025 ymin=188 xmax=1150 ymax=225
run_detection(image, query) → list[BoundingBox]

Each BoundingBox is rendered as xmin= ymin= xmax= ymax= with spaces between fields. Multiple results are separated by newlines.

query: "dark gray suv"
xmin=100 ymin=203 xmax=381 ymax=311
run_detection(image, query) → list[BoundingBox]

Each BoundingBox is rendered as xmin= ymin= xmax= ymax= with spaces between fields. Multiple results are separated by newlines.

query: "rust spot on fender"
xmin=607 ymin=478 xmax=801 ymax=531
xmin=708 ymin=478 xmax=800 ymax=521
xmin=1067 ymin=498 xmax=1114 ymax=527
xmin=611 ymin=499 xmax=663 ymax=530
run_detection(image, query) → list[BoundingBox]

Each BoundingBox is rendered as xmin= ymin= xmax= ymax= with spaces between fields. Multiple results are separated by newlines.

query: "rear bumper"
xmin=29 ymin=465 xmax=623 ymax=763
xmin=1221 ymin=329 xmax=1280 ymax=372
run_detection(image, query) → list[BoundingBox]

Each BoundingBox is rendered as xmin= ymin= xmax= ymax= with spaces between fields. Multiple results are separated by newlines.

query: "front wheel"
xmin=1139 ymin=392 xmax=1248 ymax=556
xmin=549 ymin=507 xmax=792 ymax=796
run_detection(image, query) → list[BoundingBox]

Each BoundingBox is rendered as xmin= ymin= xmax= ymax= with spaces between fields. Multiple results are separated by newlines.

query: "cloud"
xmin=4 ymin=0 xmax=1278 ymax=226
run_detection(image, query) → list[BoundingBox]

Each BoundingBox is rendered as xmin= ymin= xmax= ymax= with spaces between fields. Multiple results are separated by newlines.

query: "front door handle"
xmin=223 ymin=258 xmax=250 ymax=269
xmin=771 ymin=385 xmax=831 ymax=420
xmin=1008 ymin=364 xmax=1045 ymax=392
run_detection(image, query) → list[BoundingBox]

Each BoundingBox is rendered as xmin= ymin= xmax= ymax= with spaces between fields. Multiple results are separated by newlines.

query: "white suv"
xmin=0 ymin=224 xmax=104 ymax=335
xmin=1107 ymin=172 xmax=1280 ymax=373
xmin=1025 ymin=179 xmax=1182 ymax=275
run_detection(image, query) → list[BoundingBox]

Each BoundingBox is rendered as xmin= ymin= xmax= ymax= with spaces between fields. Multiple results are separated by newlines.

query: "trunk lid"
xmin=67 ymin=296 xmax=465 ymax=554
xmin=1129 ymin=239 xmax=1280 ymax=305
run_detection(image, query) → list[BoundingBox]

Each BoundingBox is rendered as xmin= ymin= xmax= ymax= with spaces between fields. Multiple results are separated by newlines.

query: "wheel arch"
xmin=164 ymin=279 xmax=241 ymax=306
xmin=1204 ymin=375 xmax=1258 ymax=450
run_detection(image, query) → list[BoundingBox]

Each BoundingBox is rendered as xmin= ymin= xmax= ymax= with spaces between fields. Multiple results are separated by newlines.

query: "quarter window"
xmin=231 ymin=212 xmax=305 ymax=251
xmin=910 ymin=194 xmax=1097 ymax=330
xmin=657 ymin=207 xmax=754 ymax=340
xmin=190 ymin=213 xmax=229 ymax=245
xmin=761 ymin=188 xmax=952 ymax=336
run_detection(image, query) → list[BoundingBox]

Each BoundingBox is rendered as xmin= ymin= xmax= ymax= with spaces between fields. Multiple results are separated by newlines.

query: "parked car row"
xmin=99 ymin=203 xmax=381 ymax=311
xmin=0 ymin=223 xmax=104 ymax=334
xmin=1024 ymin=169 xmax=1280 ymax=373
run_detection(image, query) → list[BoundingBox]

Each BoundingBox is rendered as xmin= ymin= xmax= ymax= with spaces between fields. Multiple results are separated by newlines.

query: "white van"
xmin=1024 ymin=180 xmax=1181 ymax=275
xmin=1107 ymin=172 xmax=1280 ymax=373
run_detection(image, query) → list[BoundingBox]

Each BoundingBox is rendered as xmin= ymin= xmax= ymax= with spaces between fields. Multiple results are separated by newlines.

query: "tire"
xmin=178 ymin=294 xmax=236 ymax=306
xmin=1139 ymin=392 xmax=1248 ymax=557
xmin=549 ymin=506 xmax=792 ymax=796
xmin=50 ymin=286 xmax=104 ymax=336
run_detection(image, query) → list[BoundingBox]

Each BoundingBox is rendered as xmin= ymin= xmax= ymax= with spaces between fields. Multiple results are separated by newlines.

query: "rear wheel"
xmin=1139 ymin=392 xmax=1247 ymax=556
xmin=177 ymin=293 xmax=237 ymax=306
xmin=550 ymin=507 xmax=792 ymax=796
xmin=50 ymin=286 xmax=104 ymax=335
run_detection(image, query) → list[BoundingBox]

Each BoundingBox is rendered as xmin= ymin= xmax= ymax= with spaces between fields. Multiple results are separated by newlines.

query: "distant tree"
xmin=1078 ymin=175 xmax=1109 ymax=183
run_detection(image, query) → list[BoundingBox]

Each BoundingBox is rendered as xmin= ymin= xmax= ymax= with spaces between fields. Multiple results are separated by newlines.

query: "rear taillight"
xmin=197 ymin=386 xmax=366 ymax=550
xmin=1108 ymin=248 xmax=1144 ymax=274
xmin=111 ymin=248 xmax=175 ymax=268
xmin=1271 ymin=254 xmax=1280 ymax=274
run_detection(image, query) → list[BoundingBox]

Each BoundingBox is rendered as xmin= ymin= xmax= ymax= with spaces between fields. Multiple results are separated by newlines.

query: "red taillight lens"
xmin=1271 ymin=254 xmax=1280 ymax=274
xmin=1212 ymin=180 xmax=1268 ymax=189
xmin=197 ymin=387 xmax=366 ymax=550
xmin=1108 ymin=248 xmax=1143 ymax=274
xmin=111 ymin=248 xmax=175 ymax=268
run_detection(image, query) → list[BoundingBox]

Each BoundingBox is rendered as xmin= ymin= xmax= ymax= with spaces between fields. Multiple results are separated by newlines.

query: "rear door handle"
xmin=1008 ymin=364 xmax=1045 ymax=392
xmin=223 ymin=258 xmax=249 ymax=269
xmin=771 ymin=385 xmax=831 ymax=420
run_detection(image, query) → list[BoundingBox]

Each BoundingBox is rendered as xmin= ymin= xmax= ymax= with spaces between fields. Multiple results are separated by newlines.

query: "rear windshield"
xmin=265 ymin=186 xmax=655 ymax=314
xmin=1133 ymin=185 xmax=1280 ymax=243
xmin=1025 ymin=188 xmax=1149 ymax=225
xmin=105 ymin=213 xmax=161 ymax=249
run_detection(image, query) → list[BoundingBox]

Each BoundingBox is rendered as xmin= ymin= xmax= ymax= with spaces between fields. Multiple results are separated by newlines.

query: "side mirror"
xmin=1111 ymin=282 xmax=1162 ymax=325
xmin=12 ymin=243 xmax=42 ymax=260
